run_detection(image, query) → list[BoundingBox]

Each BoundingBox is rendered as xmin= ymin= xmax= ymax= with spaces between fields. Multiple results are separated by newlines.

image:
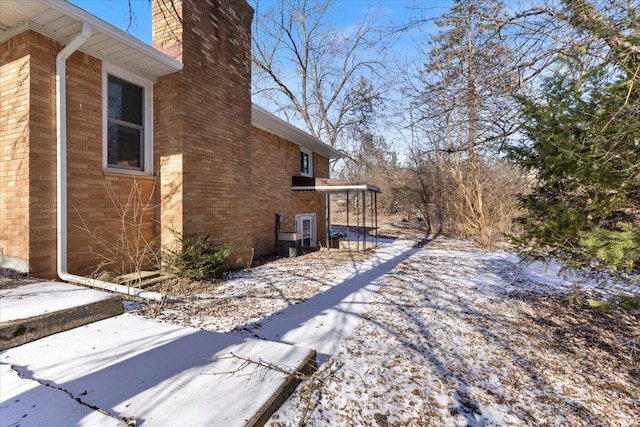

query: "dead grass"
xmin=270 ymin=236 xmax=639 ymax=426
xmin=136 ymin=246 xmax=375 ymax=333
xmin=4 ymin=218 xmax=637 ymax=425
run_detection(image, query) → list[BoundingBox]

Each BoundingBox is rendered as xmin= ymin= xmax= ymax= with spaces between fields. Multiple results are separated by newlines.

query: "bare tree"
xmin=251 ymin=0 xmax=392 ymax=149
xmin=403 ymin=0 xmax=526 ymax=246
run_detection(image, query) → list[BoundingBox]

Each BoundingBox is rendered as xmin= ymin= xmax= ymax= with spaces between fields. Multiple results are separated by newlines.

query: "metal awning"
xmin=292 ymin=176 xmax=381 ymax=251
xmin=292 ymin=177 xmax=381 ymax=193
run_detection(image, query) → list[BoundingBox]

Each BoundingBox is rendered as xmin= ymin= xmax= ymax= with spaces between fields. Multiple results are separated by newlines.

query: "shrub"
xmin=617 ymin=294 xmax=640 ymax=312
xmin=166 ymin=234 xmax=232 ymax=281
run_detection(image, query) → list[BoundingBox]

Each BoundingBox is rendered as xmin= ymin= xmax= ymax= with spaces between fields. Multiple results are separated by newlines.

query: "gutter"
xmin=45 ymin=0 xmax=182 ymax=73
xmin=56 ymin=23 xmax=165 ymax=302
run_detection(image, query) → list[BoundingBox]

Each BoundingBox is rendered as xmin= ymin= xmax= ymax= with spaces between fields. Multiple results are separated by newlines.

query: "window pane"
xmin=108 ymin=75 xmax=143 ymax=125
xmin=108 ymin=122 xmax=142 ymax=169
xmin=301 ymin=152 xmax=309 ymax=174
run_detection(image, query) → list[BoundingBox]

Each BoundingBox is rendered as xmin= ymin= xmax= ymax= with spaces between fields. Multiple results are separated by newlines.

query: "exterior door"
xmin=296 ymin=214 xmax=316 ymax=247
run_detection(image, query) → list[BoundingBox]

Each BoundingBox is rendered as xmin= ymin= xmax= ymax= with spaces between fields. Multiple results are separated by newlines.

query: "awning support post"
xmin=346 ymin=190 xmax=350 ymax=252
xmin=356 ymin=192 xmax=360 ymax=252
xmin=325 ymin=193 xmax=330 ymax=250
xmin=369 ymin=191 xmax=374 ymax=248
xmin=374 ymin=192 xmax=378 ymax=247
xmin=362 ymin=190 xmax=366 ymax=250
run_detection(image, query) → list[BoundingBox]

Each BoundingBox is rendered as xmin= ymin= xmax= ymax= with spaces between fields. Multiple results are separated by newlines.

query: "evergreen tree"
xmin=510 ymin=1 xmax=640 ymax=274
xmin=412 ymin=0 xmax=523 ymax=245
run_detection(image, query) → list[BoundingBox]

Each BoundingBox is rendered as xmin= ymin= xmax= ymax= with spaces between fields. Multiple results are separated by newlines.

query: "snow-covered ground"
xmin=136 ymin=232 xmax=639 ymax=427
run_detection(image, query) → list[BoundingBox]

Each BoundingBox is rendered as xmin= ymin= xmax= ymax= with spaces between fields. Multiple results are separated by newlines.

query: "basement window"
xmin=300 ymin=148 xmax=313 ymax=177
xmin=102 ymin=63 xmax=153 ymax=174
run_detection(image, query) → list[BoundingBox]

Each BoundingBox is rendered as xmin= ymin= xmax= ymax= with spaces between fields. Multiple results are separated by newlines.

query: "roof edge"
xmin=251 ymin=104 xmax=343 ymax=159
xmin=45 ymin=0 xmax=183 ymax=74
xmin=292 ymin=177 xmax=381 ymax=193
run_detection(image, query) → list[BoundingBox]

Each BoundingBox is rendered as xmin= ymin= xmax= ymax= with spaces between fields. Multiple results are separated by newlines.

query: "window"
xmin=296 ymin=214 xmax=316 ymax=247
xmin=300 ymin=148 xmax=313 ymax=177
xmin=103 ymin=64 xmax=153 ymax=174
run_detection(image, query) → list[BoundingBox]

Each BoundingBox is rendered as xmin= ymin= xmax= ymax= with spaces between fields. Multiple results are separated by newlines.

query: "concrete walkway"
xmin=244 ymin=239 xmax=418 ymax=360
xmin=0 ymin=239 xmax=417 ymax=426
xmin=0 ymin=286 xmax=315 ymax=427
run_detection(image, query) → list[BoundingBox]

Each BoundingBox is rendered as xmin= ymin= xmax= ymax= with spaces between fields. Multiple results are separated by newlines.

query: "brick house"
xmin=0 ymin=0 xmax=342 ymax=279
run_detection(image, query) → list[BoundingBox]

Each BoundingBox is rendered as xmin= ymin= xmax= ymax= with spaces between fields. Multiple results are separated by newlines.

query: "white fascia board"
xmin=292 ymin=185 xmax=381 ymax=193
xmin=0 ymin=21 xmax=29 ymax=43
xmin=252 ymin=104 xmax=344 ymax=159
xmin=43 ymin=0 xmax=182 ymax=75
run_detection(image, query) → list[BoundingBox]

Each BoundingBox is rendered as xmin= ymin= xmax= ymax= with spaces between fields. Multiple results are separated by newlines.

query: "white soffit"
xmin=0 ymin=0 xmax=182 ymax=80
xmin=251 ymin=104 xmax=344 ymax=159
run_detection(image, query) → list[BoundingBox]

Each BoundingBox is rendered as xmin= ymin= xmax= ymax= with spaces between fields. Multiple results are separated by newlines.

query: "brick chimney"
xmin=152 ymin=0 xmax=255 ymax=265
xmin=152 ymin=0 xmax=184 ymax=61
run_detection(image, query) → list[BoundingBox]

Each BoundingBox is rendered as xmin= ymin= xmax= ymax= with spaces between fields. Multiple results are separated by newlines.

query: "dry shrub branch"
xmin=74 ymin=178 xmax=159 ymax=281
xmin=210 ymin=352 xmax=342 ymax=427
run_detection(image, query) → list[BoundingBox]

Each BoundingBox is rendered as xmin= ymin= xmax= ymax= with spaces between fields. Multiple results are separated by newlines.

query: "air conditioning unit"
xmin=277 ymin=232 xmax=302 ymax=257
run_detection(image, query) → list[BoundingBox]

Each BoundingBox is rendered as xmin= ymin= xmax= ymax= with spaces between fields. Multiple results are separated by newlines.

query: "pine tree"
xmin=413 ymin=0 xmax=522 ymax=245
xmin=510 ymin=0 xmax=640 ymax=274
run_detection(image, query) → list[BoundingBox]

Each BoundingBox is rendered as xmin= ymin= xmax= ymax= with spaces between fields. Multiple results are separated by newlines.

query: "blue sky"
xmin=68 ymin=0 xmax=450 ymax=151
xmin=70 ymin=0 xmax=153 ymax=42
xmin=68 ymin=0 xmax=448 ymax=46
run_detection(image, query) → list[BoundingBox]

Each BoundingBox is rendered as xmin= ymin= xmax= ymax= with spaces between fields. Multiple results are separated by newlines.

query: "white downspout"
xmin=56 ymin=23 xmax=164 ymax=302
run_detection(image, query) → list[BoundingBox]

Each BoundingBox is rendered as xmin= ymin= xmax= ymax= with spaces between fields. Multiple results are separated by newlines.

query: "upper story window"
xmin=300 ymin=148 xmax=313 ymax=177
xmin=102 ymin=63 xmax=153 ymax=174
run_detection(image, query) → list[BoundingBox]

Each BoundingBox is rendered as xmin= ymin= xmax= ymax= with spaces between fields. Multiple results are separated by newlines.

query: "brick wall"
xmin=0 ymin=31 xmax=65 ymax=277
xmin=64 ymin=50 xmax=157 ymax=277
xmin=0 ymin=32 xmax=31 ymax=270
xmin=26 ymin=32 xmax=59 ymax=277
xmin=153 ymin=0 xmax=255 ymax=266
xmin=1 ymin=31 xmax=158 ymax=278
xmin=251 ymin=127 xmax=330 ymax=256
xmin=152 ymin=0 xmax=183 ymax=62
xmin=151 ymin=0 xmax=185 ymax=251
xmin=2 ymin=0 xmax=330 ymax=277
xmin=251 ymin=128 xmax=295 ymax=255
xmin=154 ymin=72 xmax=184 ymax=249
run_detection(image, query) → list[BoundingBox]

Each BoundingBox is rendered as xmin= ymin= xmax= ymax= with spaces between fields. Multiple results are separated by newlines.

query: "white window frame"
xmin=296 ymin=213 xmax=317 ymax=247
xmin=102 ymin=62 xmax=154 ymax=175
xmin=300 ymin=147 xmax=313 ymax=177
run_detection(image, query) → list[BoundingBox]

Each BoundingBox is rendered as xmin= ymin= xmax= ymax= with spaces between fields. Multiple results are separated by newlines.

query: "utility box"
xmin=278 ymin=232 xmax=302 ymax=257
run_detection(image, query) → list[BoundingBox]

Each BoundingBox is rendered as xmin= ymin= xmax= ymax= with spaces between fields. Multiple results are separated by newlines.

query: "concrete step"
xmin=1 ymin=314 xmax=318 ymax=427
xmin=0 ymin=282 xmax=123 ymax=350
